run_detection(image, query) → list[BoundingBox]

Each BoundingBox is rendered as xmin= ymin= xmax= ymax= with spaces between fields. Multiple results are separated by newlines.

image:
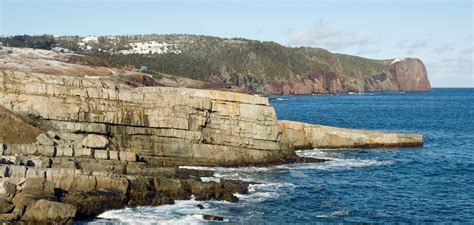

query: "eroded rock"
xmin=21 ymin=199 xmax=76 ymax=224
xmin=82 ymin=134 xmax=109 ymax=149
xmin=203 ymin=214 xmax=224 ymax=221
xmin=60 ymin=190 xmax=127 ymax=218
xmin=0 ymin=180 xmax=16 ymax=198
xmin=0 ymin=197 xmax=14 ymax=213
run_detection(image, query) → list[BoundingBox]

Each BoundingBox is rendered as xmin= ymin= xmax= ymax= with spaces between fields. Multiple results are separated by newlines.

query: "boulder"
xmin=12 ymin=192 xmax=55 ymax=208
xmin=35 ymin=133 xmax=54 ymax=146
xmin=0 ymin=204 xmax=24 ymax=221
xmin=203 ymin=214 xmax=224 ymax=221
xmin=221 ymin=179 xmax=249 ymax=194
xmin=60 ymin=190 xmax=127 ymax=218
xmin=128 ymin=191 xmax=174 ymax=207
xmin=0 ymin=180 xmax=17 ymax=198
xmin=153 ymin=178 xmax=189 ymax=200
xmin=0 ymin=197 xmax=14 ymax=213
xmin=21 ymin=199 xmax=76 ymax=224
xmin=82 ymin=134 xmax=109 ymax=148
xmin=217 ymin=190 xmax=238 ymax=203
xmin=185 ymin=180 xmax=238 ymax=202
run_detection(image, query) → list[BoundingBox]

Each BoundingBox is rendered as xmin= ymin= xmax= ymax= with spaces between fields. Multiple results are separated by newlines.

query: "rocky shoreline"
xmin=0 ymin=69 xmax=423 ymax=223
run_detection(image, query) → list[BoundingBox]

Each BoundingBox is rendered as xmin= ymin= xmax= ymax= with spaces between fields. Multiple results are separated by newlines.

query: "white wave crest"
xmin=293 ymin=150 xmax=393 ymax=171
xmin=236 ymin=182 xmax=295 ymax=203
xmin=179 ymin=166 xmax=271 ymax=182
xmin=95 ymin=198 xmax=226 ymax=225
xmin=317 ymin=210 xmax=351 ymax=218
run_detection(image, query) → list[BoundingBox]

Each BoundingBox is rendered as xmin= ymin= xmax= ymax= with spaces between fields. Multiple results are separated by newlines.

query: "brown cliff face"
xmin=390 ymin=58 xmax=431 ymax=92
xmin=262 ymin=70 xmax=345 ymax=95
xmin=262 ymin=58 xmax=431 ymax=95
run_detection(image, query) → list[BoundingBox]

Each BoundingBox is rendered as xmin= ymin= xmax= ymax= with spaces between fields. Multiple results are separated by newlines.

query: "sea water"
xmin=89 ymin=88 xmax=474 ymax=224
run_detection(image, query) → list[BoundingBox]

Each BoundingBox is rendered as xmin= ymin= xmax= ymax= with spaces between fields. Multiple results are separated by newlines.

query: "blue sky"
xmin=1 ymin=0 xmax=472 ymax=87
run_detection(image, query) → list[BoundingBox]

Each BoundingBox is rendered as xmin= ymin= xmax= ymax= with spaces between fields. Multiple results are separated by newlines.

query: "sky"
xmin=0 ymin=0 xmax=473 ymax=87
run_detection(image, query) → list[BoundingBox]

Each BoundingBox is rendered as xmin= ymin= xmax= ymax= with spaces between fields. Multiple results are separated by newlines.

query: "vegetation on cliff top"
xmin=1 ymin=35 xmax=392 ymax=86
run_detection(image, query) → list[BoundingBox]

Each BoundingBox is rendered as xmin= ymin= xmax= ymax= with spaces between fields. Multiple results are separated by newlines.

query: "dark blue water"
xmin=263 ymin=88 xmax=474 ymax=223
xmin=95 ymin=88 xmax=474 ymax=224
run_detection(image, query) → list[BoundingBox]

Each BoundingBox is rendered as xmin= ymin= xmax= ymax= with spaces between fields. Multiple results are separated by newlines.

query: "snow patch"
xmin=119 ymin=41 xmax=182 ymax=55
xmin=391 ymin=57 xmax=407 ymax=65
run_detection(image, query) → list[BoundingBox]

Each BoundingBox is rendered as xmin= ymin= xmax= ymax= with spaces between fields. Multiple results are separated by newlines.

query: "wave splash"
xmin=92 ymin=151 xmax=391 ymax=224
xmin=95 ymin=198 xmax=224 ymax=224
xmin=293 ymin=149 xmax=393 ymax=171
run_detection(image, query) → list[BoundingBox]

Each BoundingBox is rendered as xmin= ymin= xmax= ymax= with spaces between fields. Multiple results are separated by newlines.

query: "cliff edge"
xmin=390 ymin=58 xmax=431 ymax=92
xmin=1 ymin=35 xmax=432 ymax=95
xmin=0 ymin=64 xmax=423 ymax=222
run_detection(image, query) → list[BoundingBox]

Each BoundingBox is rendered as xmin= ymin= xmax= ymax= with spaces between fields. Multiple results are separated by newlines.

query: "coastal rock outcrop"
xmin=263 ymin=58 xmax=431 ymax=95
xmin=390 ymin=58 xmax=431 ymax=92
xmin=0 ymin=69 xmax=423 ymax=222
xmin=279 ymin=120 xmax=423 ymax=150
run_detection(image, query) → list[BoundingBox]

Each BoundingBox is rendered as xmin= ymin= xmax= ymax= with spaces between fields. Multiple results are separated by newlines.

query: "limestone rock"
xmin=21 ymin=199 xmax=76 ymax=224
xmin=75 ymin=148 xmax=93 ymax=157
xmin=82 ymin=134 xmax=109 ymax=149
xmin=7 ymin=165 xmax=27 ymax=178
xmin=119 ymin=152 xmax=137 ymax=162
xmin=12 ymin=192 xmax=55 ymax=208
xmin=94 ymin=150 xmax=109 ymax=159
xmin=279 ymin=120 xmax=423 ymax=149
xmin=0 ymin=197 xmax=13 ymax=213
xmin=220 ymin=179 xmax=249 ymax=194
xmin=0 ymin=180 xmax=17 ymax=198
xmin=60 ymin=190 xmax=126 ymax=218
xmin=20 ymin=178 xmax=55 ymax=196
xmin=153 ymin=178 xmax=189 ymax=200
xmin=35 ymin=133 xmax=54 ymax=146
xmin=0 ymin=58 xmax=426 ymax=223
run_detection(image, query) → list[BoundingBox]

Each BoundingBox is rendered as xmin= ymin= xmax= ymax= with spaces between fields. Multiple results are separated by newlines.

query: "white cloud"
xmin=287 ymin=21 xmax=369 ymax=51
xmin=395 ymin=39 xmax=429 ymax=54
xmin=354 ymin=47 xmax=381 ymax=55
xmin=460 ymin=47 xmax=474 ymax=54
xmin=432 ymin=44 xmax=454 ymax=53
xmin=426 ymin=56 xmax=473 ymax=87
xmin=465 ymin=34 xmax=473 ymax=42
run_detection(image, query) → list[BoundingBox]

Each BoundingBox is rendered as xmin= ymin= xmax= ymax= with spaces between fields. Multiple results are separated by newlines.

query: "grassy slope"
xmin=0 ymin=106 xmax=44 ymax=144
xmin=1 ymin=34 xmax=395 ymax=89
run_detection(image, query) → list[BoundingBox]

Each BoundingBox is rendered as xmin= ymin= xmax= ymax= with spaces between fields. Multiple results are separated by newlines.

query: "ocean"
xmin=90 ymin=88 xmax=474 ymax=224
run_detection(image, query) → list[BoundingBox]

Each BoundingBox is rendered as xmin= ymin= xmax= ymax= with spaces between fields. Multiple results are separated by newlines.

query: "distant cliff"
xmin=1 ymin=34 xmax=431 ymax=94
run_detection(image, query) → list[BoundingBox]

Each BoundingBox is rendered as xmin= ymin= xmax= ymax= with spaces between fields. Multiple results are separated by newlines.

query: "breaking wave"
xmin=94 ymin=198 xmax=226 ymax=225
xmin=293 ymin=149 xmax=393 ymax=171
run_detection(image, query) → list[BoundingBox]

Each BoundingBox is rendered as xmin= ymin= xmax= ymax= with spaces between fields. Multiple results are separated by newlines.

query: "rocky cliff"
xmin=390 ymin=58 xmax=431 ymax=92
xmin=1 ymin=35 xmax=432 ymax=95
xmin=263 ymin=57 xmax=431 ymax=94
xmin=0 ymin=68 xmax=423 ymax=223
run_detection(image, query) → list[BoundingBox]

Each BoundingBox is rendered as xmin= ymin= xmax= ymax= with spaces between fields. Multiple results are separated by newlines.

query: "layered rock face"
xmin=279 ymin=120 xmax=423 ymax=150
xmin=0 ymin=70 xmax=287 ymax=167
xmin=0 ymin=69 xmax=423 ymax=223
